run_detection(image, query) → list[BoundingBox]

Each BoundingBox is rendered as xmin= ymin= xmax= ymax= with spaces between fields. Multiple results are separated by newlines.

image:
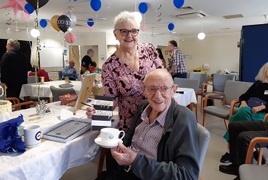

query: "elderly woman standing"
xmin=101 ymin=11 xmax=163 ymax=132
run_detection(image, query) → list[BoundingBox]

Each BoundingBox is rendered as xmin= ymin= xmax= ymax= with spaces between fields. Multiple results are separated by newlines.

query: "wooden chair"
xmin=239 ymin=127 xmax=268 ymax=180
xmin=200 ymin=74 xmax=235 ymax=112
xmin=97 ymin=148 xmax=114 ymax=178
xmin=6 ymin=97 xmax=20 ymax=105
xmin=12 ymin=101 xmax=37 ymax=111
xmin=202 ymin=80 xmax=253 ymax=128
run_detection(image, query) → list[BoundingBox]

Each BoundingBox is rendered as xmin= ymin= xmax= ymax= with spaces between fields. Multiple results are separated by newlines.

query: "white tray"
xmin=42 ymin=118 xmax=91 ymax=143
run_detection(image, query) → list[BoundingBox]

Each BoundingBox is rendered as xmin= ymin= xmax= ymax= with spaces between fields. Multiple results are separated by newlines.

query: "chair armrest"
xmin=6 ymin=97 xmax=20 ymax=105
xmin=12 ymin=101 xmax=37 ymax=110
xmin=229 ymin=99 xmax=240 ymax=117
xmin=203 ymin=93 xmax=225 ymax=108
xmin=263 ymin=113 xmax=268 ymax=122
xmin=245 ymin=137 xmax=268 ymax=164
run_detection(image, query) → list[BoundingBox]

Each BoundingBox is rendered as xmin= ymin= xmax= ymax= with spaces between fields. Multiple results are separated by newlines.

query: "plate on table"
xmin=94 ymin=137 xmax=122 ymax=148
xmin=59 ymin=84 xmax=74 ymax=88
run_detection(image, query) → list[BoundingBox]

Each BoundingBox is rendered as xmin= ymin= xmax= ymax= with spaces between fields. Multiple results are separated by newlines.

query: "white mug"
xmin=24 ymin=125 xmax=42 ymax=148
xmin=100 ymin=128 xmax=125 ymax=143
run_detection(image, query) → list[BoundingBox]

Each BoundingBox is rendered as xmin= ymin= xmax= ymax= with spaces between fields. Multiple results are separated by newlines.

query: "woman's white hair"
xmin=114 ymin=11 xmax=142 ymax=29
xmin=255 ymin=62 xmax=268 ymax=82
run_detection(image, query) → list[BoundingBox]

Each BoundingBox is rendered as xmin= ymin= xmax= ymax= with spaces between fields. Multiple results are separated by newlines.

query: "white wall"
xmin=76 ymin=32 xmax=107 ymax=67
xmin=1 ymin=30 xmax=241 ymax=75
xmin=180 ymin=33 xmax=240 ymax=74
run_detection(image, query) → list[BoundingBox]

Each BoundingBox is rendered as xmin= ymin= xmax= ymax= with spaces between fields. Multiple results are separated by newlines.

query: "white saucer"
xmin=94 ymin=137 xmax=122 ymax=148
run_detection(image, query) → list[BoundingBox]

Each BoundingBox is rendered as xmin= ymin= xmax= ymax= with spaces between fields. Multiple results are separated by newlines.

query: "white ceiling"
xmin=1 ymin=0 xmax=268 ymax=37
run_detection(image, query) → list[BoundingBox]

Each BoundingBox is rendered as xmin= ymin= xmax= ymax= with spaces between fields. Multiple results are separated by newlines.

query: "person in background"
xmin=220 ymin=62 xmax=268 ymax=164
xmin=219 ymin=121 xmax=268 ymax=180
xmin=81 ymin=48 xmax=94 ymax=75
xmin=156 ymin=48 xmax=166 ymax=68
xmin=62 ymin=60 xmax=78 ymax=80
xmin=87 ymin=69 xmax=199 ymax=180
xmin=101 ymin=11 xmax=163 ymax=132
xmin=28 ymin=65 xmax=50 ymax=82
xmin=0 ymin=39 xmax=32 ymax=99
xmin=167 ymin=40 xmax=187 ymax=79
xmin=89 ymin=61 xmax=101 ymax=73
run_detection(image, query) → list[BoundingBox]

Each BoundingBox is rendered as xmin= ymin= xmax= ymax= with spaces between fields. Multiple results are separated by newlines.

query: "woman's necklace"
xmin=118 ymin=48 xmax=139 ymax=72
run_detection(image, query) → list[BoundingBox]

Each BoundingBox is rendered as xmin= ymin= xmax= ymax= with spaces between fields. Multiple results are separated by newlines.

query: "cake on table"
xmin=0 ymin=100 xmax=12 ymax=114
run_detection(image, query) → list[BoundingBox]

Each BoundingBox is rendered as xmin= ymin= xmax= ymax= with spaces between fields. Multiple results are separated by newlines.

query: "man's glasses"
xmin=116 ymin=29 xmax=139 ymax=37
xmin=145 ymin=86 xmax=174 ymax=95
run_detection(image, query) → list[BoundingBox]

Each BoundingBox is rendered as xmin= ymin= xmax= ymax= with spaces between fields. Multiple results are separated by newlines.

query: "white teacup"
xmin=100 ymin=128 xmax=125 ymax=144
xmin=24 ymin=125 xmax=42 ymax=148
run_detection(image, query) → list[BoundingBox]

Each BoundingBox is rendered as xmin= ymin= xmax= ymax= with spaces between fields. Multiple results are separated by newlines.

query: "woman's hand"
xmin=240 ymin=100 xmax=248 ymax=107
xmin=111 ymin=143 xmax=137 ymax=166
xmin=252 ymin=104 xmax=266 ymax=113
xmin=85 ymin=106 xmax=96 ymax=118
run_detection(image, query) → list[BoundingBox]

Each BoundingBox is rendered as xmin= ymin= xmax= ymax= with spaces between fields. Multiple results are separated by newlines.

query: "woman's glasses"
xmin=117 ymin=29 xmax=139 ymax=37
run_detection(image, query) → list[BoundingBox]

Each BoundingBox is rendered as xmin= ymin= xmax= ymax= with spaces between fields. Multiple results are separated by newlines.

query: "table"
xmin=173 ymin=87 xmax=197 ymax=106
xmin=0 ymin=102 xmax=118 ymax=180
xmin=19 ymin=80 xmax=82 ymax=100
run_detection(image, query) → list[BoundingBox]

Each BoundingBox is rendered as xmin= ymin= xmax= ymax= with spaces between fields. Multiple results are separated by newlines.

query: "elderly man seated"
xmin=62 ymin=60 xmax=78 ymax=80
xmin=86 ymin=69 xmax=199 ymax=180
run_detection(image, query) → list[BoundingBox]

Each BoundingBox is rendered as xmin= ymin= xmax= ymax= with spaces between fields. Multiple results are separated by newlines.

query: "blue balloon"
xmin=24 ymin=3 xmax=35 ymax=14
xmin=168 ymin=23 xmax=175 ymax=31
xmin=138 ymin=2 xmax=148 ymax=14
xmin=90 ymin=0 xmax=102 ymax=12
xmin=173 ymin=0 xmax=184 ymax=9
xmin=40 ymin=19 xmax=47 ymax=28
xmin=87 ymin=18 xmax=94 ymax=27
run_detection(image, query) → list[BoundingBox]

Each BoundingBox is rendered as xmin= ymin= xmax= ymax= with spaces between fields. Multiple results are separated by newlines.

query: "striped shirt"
xmin=171 ymin=47 xmax=187 ymax=74
xmin=130 ymin=102 xmax=171 ymax=160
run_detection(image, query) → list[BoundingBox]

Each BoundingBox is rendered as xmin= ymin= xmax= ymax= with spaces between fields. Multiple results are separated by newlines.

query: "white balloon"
xmin=66 ymin=12 xmax=77 ymax=28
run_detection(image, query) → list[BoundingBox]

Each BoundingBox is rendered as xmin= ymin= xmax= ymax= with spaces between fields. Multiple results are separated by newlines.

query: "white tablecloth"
xmin=19 ymin=80 xmax=82 ymax=99
xmin=173 ymin=87 xmax=197 ymax=106
xmin=0 ymin=102 xmax=118 ymax=180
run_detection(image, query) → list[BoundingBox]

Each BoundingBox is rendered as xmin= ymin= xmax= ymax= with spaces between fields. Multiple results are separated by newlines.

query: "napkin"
xmin=0 ymin=115 xmax=26 ymax=153
xmin=0 ymin=112 xmax=11 ymax=123
xmin=60 ymin=109 xmax=74 ymax=120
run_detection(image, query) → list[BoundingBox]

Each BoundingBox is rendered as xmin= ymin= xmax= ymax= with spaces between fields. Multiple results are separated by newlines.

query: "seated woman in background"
xmin=28 ymin=65 xmax=50 ymax=82
xmin=220 ymin=62 xmax=268 ymax=164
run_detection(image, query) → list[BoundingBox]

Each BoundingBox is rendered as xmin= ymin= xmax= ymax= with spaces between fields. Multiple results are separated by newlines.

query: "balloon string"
xmin=35 ymin=0 xmax=40 ymax=101
xmin=36 ymin=0 xmax=39 ymax=16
